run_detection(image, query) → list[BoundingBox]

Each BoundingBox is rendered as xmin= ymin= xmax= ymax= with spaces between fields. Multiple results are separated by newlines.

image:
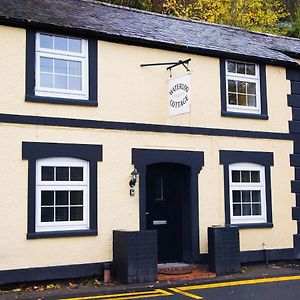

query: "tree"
xmin=100 ymin=0 xmax=152 ymax=11
xmin=282 ymin=0 xmax=300 ymax=17
xmin=162 ymin=0 xmax=289 ymax=33
xmin=288 ymin=6 xmax=300 ymax=38
xmin=100 ymin=0 xmax=290 ymax=35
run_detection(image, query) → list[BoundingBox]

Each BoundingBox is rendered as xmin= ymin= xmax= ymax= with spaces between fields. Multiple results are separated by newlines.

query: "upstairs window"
xmin=220 ymin=59 xmax=268 ymax=119
xmin=226 ymin=61 xmax=260 ymax=114
xmin=26 ymin=30 xmax=98 ymax=106
xmin=35 ymin=33 xmax=88 ymax=100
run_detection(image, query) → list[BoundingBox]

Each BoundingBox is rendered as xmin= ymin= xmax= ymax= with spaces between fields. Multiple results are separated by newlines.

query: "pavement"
xmin=1 ymin=261 xmax=300 ymax=300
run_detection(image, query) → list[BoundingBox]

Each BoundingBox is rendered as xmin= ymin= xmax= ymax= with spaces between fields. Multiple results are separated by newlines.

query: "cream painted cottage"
xmin=0 ymin=0 xmax=300 ymax=284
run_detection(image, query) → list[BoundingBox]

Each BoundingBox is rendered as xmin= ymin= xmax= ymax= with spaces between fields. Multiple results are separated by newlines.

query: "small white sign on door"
xmin=168 ymin=73 xmax=191 ymax=116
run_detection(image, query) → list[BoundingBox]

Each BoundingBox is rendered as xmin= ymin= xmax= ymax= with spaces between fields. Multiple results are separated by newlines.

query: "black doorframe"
xmin=132 ymin=148 xmax=204 ymax=263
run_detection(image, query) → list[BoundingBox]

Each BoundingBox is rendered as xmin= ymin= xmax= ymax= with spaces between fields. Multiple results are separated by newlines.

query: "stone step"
xmin=157 ymin=263 xmax=216 ymax=282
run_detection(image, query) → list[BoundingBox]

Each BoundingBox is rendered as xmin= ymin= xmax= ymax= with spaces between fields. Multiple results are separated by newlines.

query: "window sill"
xmin=27 ymin=229 xmax=98 ymax=239
xmin=228 ymin=222 xmax=273 ymax=229
xmin=221 ymin=111 xmax=268 ymax=120
xmin=25 ymin=95 xmax=98 ymax=107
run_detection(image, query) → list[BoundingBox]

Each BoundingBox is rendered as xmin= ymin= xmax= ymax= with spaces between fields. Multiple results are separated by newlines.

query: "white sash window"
xmin=35 ymin=33 xmax=88 ymax=100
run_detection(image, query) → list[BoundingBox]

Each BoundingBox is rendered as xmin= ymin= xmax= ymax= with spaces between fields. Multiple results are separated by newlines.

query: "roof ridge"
xmin=78 ymin=0 xmax=300 ymax=41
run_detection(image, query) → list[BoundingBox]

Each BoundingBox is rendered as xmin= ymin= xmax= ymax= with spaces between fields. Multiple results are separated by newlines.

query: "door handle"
xmin=146 ymin=212 xmax=150 ymax=215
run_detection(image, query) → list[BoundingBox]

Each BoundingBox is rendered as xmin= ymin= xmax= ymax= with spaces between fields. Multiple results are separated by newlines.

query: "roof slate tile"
xmin=0 ymin=0 xmax=299 ymax=66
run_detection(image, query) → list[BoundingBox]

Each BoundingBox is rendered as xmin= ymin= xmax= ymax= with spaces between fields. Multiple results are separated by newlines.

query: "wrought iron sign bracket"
xmin=140 ymin=58 xmax=191 ymax=72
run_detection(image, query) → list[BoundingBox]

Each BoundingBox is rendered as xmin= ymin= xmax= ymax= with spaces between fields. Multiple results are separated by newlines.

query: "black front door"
xmin=146 ymin=163 xmax=187 ymax=263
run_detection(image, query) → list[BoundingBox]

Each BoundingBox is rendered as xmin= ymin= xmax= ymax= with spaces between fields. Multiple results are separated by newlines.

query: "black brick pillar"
xmin=287 ymin=66 xmax=300 ymax=259
xmin=113 ymin=230 xmax=157 ymax=284
xmin=208 ymin=226 xmax=240 ymax=275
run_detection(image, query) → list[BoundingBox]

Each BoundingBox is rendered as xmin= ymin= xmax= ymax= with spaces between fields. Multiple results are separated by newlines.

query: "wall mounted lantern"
xmin=129 ymin=168 xmax=139 ymax=196
xmin=129 ymin=168 xmax=139 ymax=187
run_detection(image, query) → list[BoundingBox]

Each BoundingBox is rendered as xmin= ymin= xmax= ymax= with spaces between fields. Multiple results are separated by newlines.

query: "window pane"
xmin=70 ymin=191 xmax=83 ymax=205
xmin=227 ymin=61 xmax=236 ymax=73
xmin=238 ymin=82 xmax=246 ymax=93
xmin=237 ymin=63 xmax=245 ymax=74
xmin=54 ymin=75 xmax=67 ymax=89
xmin=70 ymin=167 xmax=83 ymax=181
xmin=242 ymin=190 xmax=251 ymax=202
xmin=40 ymin=73 xmax=53 ymax=88
xmin=242 ymin=204 xmax=251 ymax=215
xmin=56 ymin=191 xmax=69 ymax=205
xmin=252 ymin=204 xmax=261 ymax=215
xmin=41 ymin=207 xmax=54 ymax=222
xmin=56 ymin=167 xmax=69 ymax=181
xmin=232 ymin=190 xmax=240 ymax=203
xmin=69 ymin=38 xmax=82 ymax=53
xmin=54 ymin=36 xmax=67 ymax=51
xmin=155 ymin=177 xmax=164 ymax=201
xmin=247 ymin=82 xmax=256 ymax=94
xmin=232 ymin=171 xmax=240 ymax=182
xmin=40 ymin=34 xmax=53 ymax=49
xmin=70 ymin=207 xmax=83 ymax=221
xmin=252 ymin=191 xmax=261 ymax=202
xmin=55 ymin=207 xmax=68 ymax=221
xmin=251 ymin=171 xmax=260 ymax=182
xmin=41 ymin=166 xmax=54 ymax=181
xmin=248 ymin=95 xmax=256 ymax=107
xmin=69 ymin=76 xmax=82 ymax=91
xmin=233 ymin=204 xmax=241 ymax=216
xmin=241 ymin=171 xmax=250 ymax=182
xmin=228 ymin=93 xmax=237 ymax=105
xmin=228 ymin=80 xmax=236 ymax=93
xmin=54 ymin=59 xmax=67 ymax=74
xmin=246 ymin=64 xmax=256 ymax=75
xmin=69 ymin=61 xmax=82 ymax=76
xmin=41 ymin=191 xmax=54 ymax=206
xmin=40 ymin=57 xmax=53 ymax=73
xmin=238 ymin=94 xmax=246 ymax=106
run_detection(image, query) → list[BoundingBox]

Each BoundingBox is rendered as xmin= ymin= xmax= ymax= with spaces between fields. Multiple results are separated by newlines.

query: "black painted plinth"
xmin=113 ymin=230 xmax=157 ymax=284
xmin=208 ymin=226 xmax=240 ymax=275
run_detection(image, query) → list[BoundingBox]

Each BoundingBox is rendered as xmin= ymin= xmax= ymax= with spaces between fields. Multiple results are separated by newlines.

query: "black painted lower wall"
xmin=0 ymin=262 xmax=105 ymax=285
xmin=200 ymin=248 xmax=295 ymax=265
xmin=0 ymin=248 xmax=296 ymax=285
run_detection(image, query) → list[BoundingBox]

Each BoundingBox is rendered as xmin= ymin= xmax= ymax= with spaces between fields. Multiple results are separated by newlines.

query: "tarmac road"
xmin=58 ymin=275 xmax=300 ymax=300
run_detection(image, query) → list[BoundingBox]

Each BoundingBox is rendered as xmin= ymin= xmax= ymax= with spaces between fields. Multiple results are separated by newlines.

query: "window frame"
xmin=225 ymin=61 xmax=261 ymax=114
xmin=229 ymin=162 xmax=266 ymax=224
xmin=26 ymin=30 xmax=98 ymax=106
xmin=22 ymin=142 xmax=102 ymax=239
xmin=36 ymin=157 xmax=89 ymax=232
xmin=220 ymin=59 xmax=268 ymax=120
xmin=219 ymin=150 xmax=273 ymax=228
xmin=35 ymin=33 xmax=89 ymax=100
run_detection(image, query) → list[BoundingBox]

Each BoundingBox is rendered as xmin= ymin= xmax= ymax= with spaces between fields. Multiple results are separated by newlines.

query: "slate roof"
xmin=0 ymin=0 xmax=299 ymax=66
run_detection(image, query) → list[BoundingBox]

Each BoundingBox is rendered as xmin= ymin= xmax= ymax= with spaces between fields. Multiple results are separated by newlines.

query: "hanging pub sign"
xmin=168 ymin=73 xmax=191 ymax=116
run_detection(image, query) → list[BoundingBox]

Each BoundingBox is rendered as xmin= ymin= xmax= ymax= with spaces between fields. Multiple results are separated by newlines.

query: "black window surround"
xmin=219 ymin=150 xmax=273 ymax=229
xmin=25 ymin=30 xmax=98 ymax=106
xmin=22 ymin=142 xmax=102 ymax=239
xmin=220 ymin=59 xmax=268 ymax=120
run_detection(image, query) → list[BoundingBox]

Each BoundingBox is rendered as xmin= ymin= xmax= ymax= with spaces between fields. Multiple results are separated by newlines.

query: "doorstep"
xmin=157 ymin=263 xmax=216 ymax=282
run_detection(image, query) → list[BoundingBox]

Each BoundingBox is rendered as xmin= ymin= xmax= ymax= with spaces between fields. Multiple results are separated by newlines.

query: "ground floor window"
xmin=22 ymin=142 xmax=102 ymax=239
xmin=220 ymin=150 xmax=273 ymax=228
xmin=229 ymin=163 xmax=266 ymax=224
xmin=36 ymin=157 xmax=89 ymax=232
